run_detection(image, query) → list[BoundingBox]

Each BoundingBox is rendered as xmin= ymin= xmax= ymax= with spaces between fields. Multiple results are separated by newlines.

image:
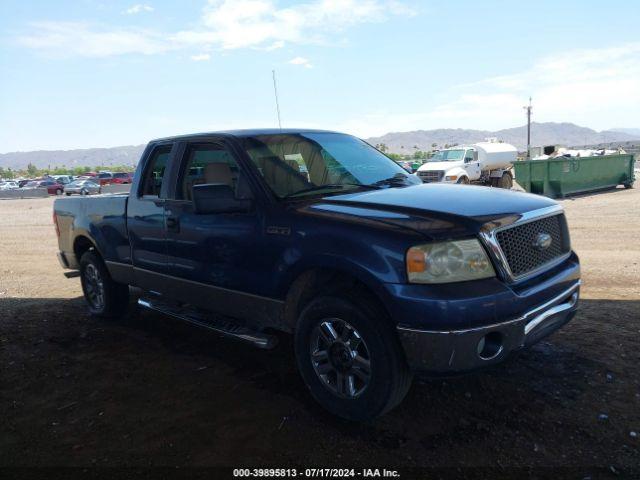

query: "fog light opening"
xmin=477 ymin=332 xmax=503 ymax=360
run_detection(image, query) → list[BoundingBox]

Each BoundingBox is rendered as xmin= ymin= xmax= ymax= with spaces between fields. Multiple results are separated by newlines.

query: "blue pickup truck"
xmin=54 ymin=129 xmax=581 ymax=420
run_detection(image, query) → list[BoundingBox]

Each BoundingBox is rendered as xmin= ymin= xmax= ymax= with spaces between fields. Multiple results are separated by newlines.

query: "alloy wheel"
xmin=83 ymin=263 xmax=105 ymax=310
xmin=310 ymin=318 xmax=371 ymax=398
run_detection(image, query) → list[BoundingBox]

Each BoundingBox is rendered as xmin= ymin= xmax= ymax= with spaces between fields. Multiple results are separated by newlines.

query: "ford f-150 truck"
xmin=54 ymin=129 xmax=581 ymax=420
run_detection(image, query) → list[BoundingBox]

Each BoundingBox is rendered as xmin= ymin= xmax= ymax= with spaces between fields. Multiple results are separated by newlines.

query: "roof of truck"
xmin=151 ymin=128 xmax=342 ymax=143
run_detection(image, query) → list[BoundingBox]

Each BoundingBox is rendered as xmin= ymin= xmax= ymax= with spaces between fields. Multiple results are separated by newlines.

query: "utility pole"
xmin=272 ymin=70 xmax=282 ymax=130
xmin=524 ymin=97 xmax=532 ymax=159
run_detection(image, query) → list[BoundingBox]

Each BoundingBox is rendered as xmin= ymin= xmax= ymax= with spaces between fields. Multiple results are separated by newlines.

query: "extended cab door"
xmin=126 ymin=142 xmax=175 ymax=291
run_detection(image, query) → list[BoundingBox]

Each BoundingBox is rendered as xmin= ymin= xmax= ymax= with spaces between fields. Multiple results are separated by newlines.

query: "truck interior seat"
xmin=254 ymin=156 xmax=309 ymax=196
xmin=204 ymin=163 xmax=234 ymax=186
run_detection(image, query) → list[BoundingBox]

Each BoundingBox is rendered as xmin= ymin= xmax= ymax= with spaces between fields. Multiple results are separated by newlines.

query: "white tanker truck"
xmin=416 ymin=140 xmax=517 ymax=188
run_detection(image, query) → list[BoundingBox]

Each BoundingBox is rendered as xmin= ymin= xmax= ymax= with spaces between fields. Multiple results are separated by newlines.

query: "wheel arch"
xmin=282 ymin=265 xmax=395 ymax=333
xmin=73 ymin=234 xmax=101 ymax=262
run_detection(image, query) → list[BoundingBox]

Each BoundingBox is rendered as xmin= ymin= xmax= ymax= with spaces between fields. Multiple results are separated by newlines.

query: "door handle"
xmin=166 ymin=216 xmax=179 ymax=232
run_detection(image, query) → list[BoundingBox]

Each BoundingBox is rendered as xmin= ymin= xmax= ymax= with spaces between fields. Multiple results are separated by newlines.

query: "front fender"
xmin=443 ymin=167 xmax=468 ymax=182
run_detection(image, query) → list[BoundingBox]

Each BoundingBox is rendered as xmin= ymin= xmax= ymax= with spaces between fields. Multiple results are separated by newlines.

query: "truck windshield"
xmin=429 ymin=149 xmax=465 ymax=162
xmin=242 ymin=132 xmax=420 ymax=198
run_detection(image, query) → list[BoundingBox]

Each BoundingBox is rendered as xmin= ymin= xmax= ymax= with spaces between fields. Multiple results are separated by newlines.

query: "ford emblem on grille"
xmin=533 ymin=232 xmax=553 ymax=251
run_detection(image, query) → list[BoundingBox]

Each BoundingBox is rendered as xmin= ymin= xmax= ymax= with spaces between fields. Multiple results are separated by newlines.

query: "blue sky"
xmin=1 ymin=0 xmax=639 ymax=152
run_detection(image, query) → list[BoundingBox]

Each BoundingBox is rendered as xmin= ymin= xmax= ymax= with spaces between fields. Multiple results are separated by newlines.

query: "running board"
xmin=137 ymin=298 xmax=277 ymax=349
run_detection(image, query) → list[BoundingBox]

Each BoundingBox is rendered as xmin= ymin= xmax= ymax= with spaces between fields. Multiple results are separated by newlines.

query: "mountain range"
xmin=366 ymin=122 xmax=639 ymax=154
xmin=0 ymin=122 xmax=638 ymax=170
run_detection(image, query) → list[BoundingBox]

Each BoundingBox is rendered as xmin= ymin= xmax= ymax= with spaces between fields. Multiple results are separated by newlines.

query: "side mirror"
xmin=192 ymin=183 xmax=252 ymax=214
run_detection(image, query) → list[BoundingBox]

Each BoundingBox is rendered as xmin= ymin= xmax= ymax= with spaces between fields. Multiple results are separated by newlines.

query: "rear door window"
xmin=140 ymin=145 xmax=172 ymax=197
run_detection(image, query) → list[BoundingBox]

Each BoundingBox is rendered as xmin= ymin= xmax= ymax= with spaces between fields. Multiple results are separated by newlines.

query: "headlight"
xmin=406 ymin=239 xmax=495 ymax=284
xmin=445 ymin=175 xmax=458 ymax=181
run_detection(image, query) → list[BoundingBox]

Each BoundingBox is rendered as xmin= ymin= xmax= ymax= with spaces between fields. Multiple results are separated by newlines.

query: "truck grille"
xmin=418 ymin=170 xmax=444 ymax=183
xmin=495 ymin=214 xmax=570 ymax=278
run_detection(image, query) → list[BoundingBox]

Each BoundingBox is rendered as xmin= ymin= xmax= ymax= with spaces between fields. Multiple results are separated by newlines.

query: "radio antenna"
xmin=272 ymin=70 xmax=282 ymax=130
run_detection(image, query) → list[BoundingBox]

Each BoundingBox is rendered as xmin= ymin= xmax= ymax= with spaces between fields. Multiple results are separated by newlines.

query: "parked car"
xmin=52 ymin=175 xmax=74 ymax=185
xmin=64 ymin=179 xmax=101 ymax=196
xmin=111 ymin=172 xmax=134 ymax=184
xmin=96 ymin=172 xmax=114 ymax=186
xmin=53 ymin=129 xmax=581 ymax=420
xmin=0 ymin=181 xmax=19 ymax=190
xmin=25 ymin=180 xmax=65 ymax=195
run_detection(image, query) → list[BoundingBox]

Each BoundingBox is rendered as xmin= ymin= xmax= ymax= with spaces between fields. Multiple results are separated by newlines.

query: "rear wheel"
xmin=498 ymin=172 xmax=513 ymax=189
xmin=56 ymin=188 xmax=63 ymax=195
xmin=65 ymin=192 xmax=71 ymax=196
xmin=624 ymin=182 xmax=634 ymax=189
xmin=294 ymin=294 xmax=412 ymax=421
xmin=79 ymin=251 xmax=129 ymax=318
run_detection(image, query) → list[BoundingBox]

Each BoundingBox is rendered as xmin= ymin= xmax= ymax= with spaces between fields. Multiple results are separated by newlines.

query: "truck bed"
xmin=54 ymin=193 xmax=131 ymax=268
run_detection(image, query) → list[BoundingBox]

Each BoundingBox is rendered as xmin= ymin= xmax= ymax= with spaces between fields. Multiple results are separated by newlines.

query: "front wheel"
xmin=294 ymin=294 xmax=412 ymax=421
xmin=457 ymin=176 xmax=470 ymax=184
xmin=80 ymin=251 xmax=129 ymax=318
xmin=56 ymin=189 xmax=63 ymax=195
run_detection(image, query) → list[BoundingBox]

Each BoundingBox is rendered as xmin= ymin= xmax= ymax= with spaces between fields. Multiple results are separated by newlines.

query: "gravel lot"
xmin=1 ymin=188 xmax=639 ymax=474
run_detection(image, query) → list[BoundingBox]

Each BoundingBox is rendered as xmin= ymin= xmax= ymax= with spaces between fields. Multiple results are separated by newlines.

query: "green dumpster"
xmin=513 ymin=154 xmax=635 ymax=198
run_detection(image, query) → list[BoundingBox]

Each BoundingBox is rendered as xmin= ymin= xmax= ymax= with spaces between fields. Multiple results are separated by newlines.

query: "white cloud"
xmin=17 ymin=1 xmax=415 ymax=57
xmin=180 ymin=0 xmax=416 ymax=50
xmin=17 ymin=22 xmax=171 ymax=58
xmin=340 ymin=43 xmax=640 ymax=137
xmin=190 ymin=53 xmax=211 ymax=61
xmin=124 ymin=4 xmax=154 ymax=15
xmin=288 ymin=56 xmax=313 ymax=68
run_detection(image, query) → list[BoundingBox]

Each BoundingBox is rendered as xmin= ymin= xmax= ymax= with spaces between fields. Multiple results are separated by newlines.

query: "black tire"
xmin=624 ymin=183 xmax=633 ymax=189
xmin=294 ymin=294 xmax=412 ymax=421
xmin=65 ymin=192 xmax=71 ymax=196
xmin=457 ymin=176 xmax=470 ymax=184
xmin=498 ymin=172 xmax=513 ymax=189
xmin=79 ymin=251 xmax=129 ymax=318
xmin=56 ymin=188 xmax=63 ymax=195
xmin=80 ymin=189 xmax=88 ymax=196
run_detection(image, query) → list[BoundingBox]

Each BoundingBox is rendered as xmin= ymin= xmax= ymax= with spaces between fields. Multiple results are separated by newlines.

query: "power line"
xmin=524 ymin=97 xmax=532 ymax=159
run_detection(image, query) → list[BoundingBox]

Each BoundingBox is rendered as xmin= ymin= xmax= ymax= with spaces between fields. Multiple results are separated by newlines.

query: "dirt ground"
xmin=1 ymin=188 xmax=639 ymax=475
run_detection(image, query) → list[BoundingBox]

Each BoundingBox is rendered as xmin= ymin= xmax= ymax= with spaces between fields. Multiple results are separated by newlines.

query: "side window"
xmin=464 ymin=150 xmax=475 ymax=163
xmin=140 ymin=145 xmax=171 ymax=197
xmin=179 ymin=144 xmax=243 ymax=201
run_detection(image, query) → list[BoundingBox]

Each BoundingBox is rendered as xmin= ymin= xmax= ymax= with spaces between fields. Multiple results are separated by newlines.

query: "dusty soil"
xmin=1 ymin=188 xmax=639 ymax=475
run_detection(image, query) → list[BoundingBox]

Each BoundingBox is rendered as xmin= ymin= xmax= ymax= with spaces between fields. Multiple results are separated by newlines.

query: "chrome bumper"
xmin=397 ymin=281 xmax=580 ymax=372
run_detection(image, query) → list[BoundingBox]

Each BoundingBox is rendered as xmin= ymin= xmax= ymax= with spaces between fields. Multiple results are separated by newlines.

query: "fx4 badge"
xmin=266 ymin=226 xmax=291 ymax=236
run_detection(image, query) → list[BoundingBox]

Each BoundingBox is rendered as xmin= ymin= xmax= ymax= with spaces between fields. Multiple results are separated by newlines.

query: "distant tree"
xmin=375 ymin=143 xmax=388 ymax=153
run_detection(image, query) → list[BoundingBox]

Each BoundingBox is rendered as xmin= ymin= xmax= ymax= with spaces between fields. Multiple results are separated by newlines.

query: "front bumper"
xmin=397 ymin=280 xmax=580 ymax=372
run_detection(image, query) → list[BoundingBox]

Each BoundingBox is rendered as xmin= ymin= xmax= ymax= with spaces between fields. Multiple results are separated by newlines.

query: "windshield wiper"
xmin=284 ymin=183 xmax=381 ymax=199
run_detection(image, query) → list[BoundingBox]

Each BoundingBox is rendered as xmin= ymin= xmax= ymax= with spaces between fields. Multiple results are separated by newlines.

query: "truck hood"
xmin=418 ymin=161 xmax=463 ymax=171
xmin=310 ymin=183 xmax=558 ymax=239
